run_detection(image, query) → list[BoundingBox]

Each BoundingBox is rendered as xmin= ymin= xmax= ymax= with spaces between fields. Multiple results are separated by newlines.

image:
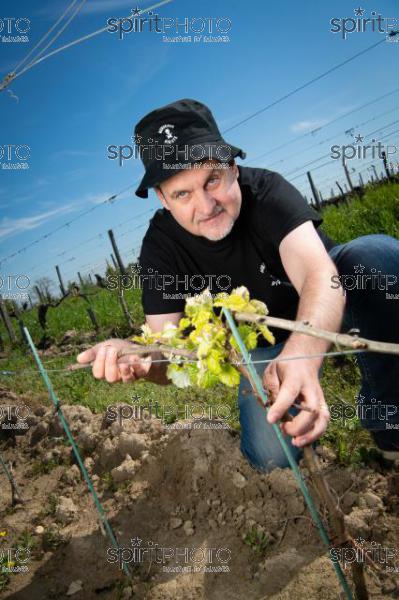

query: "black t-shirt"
xmin=138 ymin=166 xmax=336 ymax=344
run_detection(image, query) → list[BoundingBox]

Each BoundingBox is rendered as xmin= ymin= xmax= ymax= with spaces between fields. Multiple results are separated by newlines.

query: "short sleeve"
xmin=138 ymin=237 xmax=185 ymax=315
xmin=259 ymin=172 xmax=323 ymax=248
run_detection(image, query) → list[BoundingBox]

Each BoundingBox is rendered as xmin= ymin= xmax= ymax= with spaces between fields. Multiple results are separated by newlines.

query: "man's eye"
xmin=207 ymin=177 xmax=219 ymax=186
xmin=177 ymin=191 xmax=188 ymax=199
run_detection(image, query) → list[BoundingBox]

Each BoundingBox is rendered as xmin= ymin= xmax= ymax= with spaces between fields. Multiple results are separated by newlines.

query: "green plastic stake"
xmin=22 ymin=326 xmax=132 ymax=579
xmin=222 ymin=308 xmax=353 ymax=600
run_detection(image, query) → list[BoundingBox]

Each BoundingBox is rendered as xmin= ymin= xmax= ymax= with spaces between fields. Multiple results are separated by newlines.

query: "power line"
xmin=54 ymin=208 xmax=155 ymax=261
xmin=23 ymin=0 xmax=89 ymax=73
xmin=0 ymin=182 xmax=138 ymax=267
xmin=19 ymin=209 xmax=155 ymax=279
xmin=284 ymin=117 xmax=399 ymax=181
xmin=12 ymin=0 xmax=81 ymax=73
xmin=58 ymin=221 xmax=151 ymax=270
xmin=244 ymin=86 xmax=399 ymax=166
xmin=222 ymin=34 xmax=398 ymax=135
xmin=263 ymin=104 xmax=399 ymax=171
xmin=295 ymin=127 xmax=399 ymax=196
xmin=0 ymin=0 xmax=173 ymax=91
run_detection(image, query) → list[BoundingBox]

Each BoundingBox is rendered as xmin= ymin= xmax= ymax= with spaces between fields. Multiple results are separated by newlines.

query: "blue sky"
xmin=1 ymin=0 xmax=398 ymax=297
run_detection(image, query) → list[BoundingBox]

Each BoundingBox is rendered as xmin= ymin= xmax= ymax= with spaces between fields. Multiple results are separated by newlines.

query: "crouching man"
xmin=78 ymin=99 xmax=399 ymax=470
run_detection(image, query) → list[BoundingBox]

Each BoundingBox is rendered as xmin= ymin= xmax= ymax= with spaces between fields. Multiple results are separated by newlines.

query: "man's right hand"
xmin=76 ymin=338 xmax=152 ymax=383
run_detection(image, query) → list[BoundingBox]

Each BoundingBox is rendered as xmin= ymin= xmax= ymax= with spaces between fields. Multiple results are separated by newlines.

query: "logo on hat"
xmin=158 ymin=123 xmax=178 ymax=145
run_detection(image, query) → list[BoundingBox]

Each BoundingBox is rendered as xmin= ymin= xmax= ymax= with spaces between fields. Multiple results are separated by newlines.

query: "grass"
xmin=0 ymin=529 xmax=34 ymax=592
xmin=30 ymin=456 xmax=64 ymax=476
xmin=38 ymin=494 xmax=58 ymax=520
xmin=320 ymin=181 xmax=399 ymax=243
xmin=319 ymin=355 xmax=370 ymax=465
xmin=244 ymin=526 xmax=270 ymax=555
xmin=41 ymin=528 xmax=69 ymax=552
xmin=1 ymin=181 xmax=398 ymax=466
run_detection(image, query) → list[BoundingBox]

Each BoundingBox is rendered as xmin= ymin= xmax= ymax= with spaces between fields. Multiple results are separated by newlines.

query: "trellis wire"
xmin=0 ymin=347 xmax=365 ymax=376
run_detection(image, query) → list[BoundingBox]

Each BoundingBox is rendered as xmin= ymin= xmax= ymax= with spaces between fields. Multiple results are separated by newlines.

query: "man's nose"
xmin=195 ymin=189 xmax=216 ymax=216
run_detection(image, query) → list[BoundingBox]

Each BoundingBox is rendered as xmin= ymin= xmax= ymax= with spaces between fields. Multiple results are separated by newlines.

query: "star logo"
xmin=132 ymin=133 xmax=142 ymax=145
xmin=353 ymin=264 xmax=365 ymax=274
xmin=131 ymin=392 xmax=141 ymax=404
xmin=131 ymin=6 xmax=141 ymax=16
xmin=131 ymin=537 xmax=142 ymax=546
xmin=354 ymin=134 xmax=364 ymax=143
xmin=129 ymin=264 xmax=142 ymax=275
xmin=354 ymin=7 xmax=365 ymax=16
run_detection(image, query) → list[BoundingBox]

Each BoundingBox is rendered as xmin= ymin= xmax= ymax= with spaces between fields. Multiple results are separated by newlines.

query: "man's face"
xmin=155 ymin=160 xmax=242 ymax=241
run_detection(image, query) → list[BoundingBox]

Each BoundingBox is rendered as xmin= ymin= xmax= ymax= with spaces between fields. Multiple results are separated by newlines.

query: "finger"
xmin=133 ymin=355 xmax=152 ymax=379
xmin=77 ymin=347 xmax=95 ymax=364
xmin=267 ymin=379 xmax=300 ymax=424
xmin=293 ymin=407 xmax=331 ymax=447
xmin=120 ymin=363 xmax=136 ymax=383
xmin=92 ymin=345 xmax=107 ymax=379
xmin=281 ymin=388 xmax=320 ymax=437
xmin=263 ymin=362 xmax=280 ymax=398
xmin=104 ymin=347 xmax=121 ymax=383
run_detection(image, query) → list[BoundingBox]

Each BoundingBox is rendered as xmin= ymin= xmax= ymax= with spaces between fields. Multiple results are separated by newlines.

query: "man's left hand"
xmin=263 ymin=355 xmax=331 ymax=447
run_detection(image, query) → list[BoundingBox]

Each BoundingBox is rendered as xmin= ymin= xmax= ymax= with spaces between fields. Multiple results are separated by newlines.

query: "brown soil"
xmin=1 ymin=385 xmax=399 ymax=600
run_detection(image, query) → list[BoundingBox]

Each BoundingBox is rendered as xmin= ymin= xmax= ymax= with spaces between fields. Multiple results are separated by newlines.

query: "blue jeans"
xmin=238 ymin=234 xmax=399 ymax=472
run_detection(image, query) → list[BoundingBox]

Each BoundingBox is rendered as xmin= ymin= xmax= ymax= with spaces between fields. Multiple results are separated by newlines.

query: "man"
xmin=77 ymin=98 xmax=399 ymax=471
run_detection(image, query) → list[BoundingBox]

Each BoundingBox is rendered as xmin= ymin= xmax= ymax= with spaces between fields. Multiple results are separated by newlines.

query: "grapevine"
xmin=131 ymin=286 xmax=276 ymax=389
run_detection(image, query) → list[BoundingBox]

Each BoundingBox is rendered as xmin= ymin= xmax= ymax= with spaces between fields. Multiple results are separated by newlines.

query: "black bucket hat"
xmin=134 ymin=98 xmax=246 ymax=198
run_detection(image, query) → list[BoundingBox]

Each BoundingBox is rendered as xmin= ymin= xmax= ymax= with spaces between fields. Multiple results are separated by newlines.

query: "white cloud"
xmin=86 ymin=192 xmax=112 ymax=204
xmin=290 ymin=119 xmax=329 ymax=133
xmin=0 ymin=203 xmax=78 ymax=241
xmin=53 ymin=149 xmax=96 ymax=158
xmin=35 ymin=0 xmax=165 ymax=19
xmin=0 ymin=191 xmax=112 ymax=242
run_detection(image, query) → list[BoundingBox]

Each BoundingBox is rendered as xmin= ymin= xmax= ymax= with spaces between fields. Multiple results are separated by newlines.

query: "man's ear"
xmin=154 ymin=186 xmax=170 ymax=210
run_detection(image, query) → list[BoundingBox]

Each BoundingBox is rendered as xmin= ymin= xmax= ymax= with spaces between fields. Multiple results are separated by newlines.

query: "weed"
xmin=244 ymin=526 xmax=269 ymax=555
